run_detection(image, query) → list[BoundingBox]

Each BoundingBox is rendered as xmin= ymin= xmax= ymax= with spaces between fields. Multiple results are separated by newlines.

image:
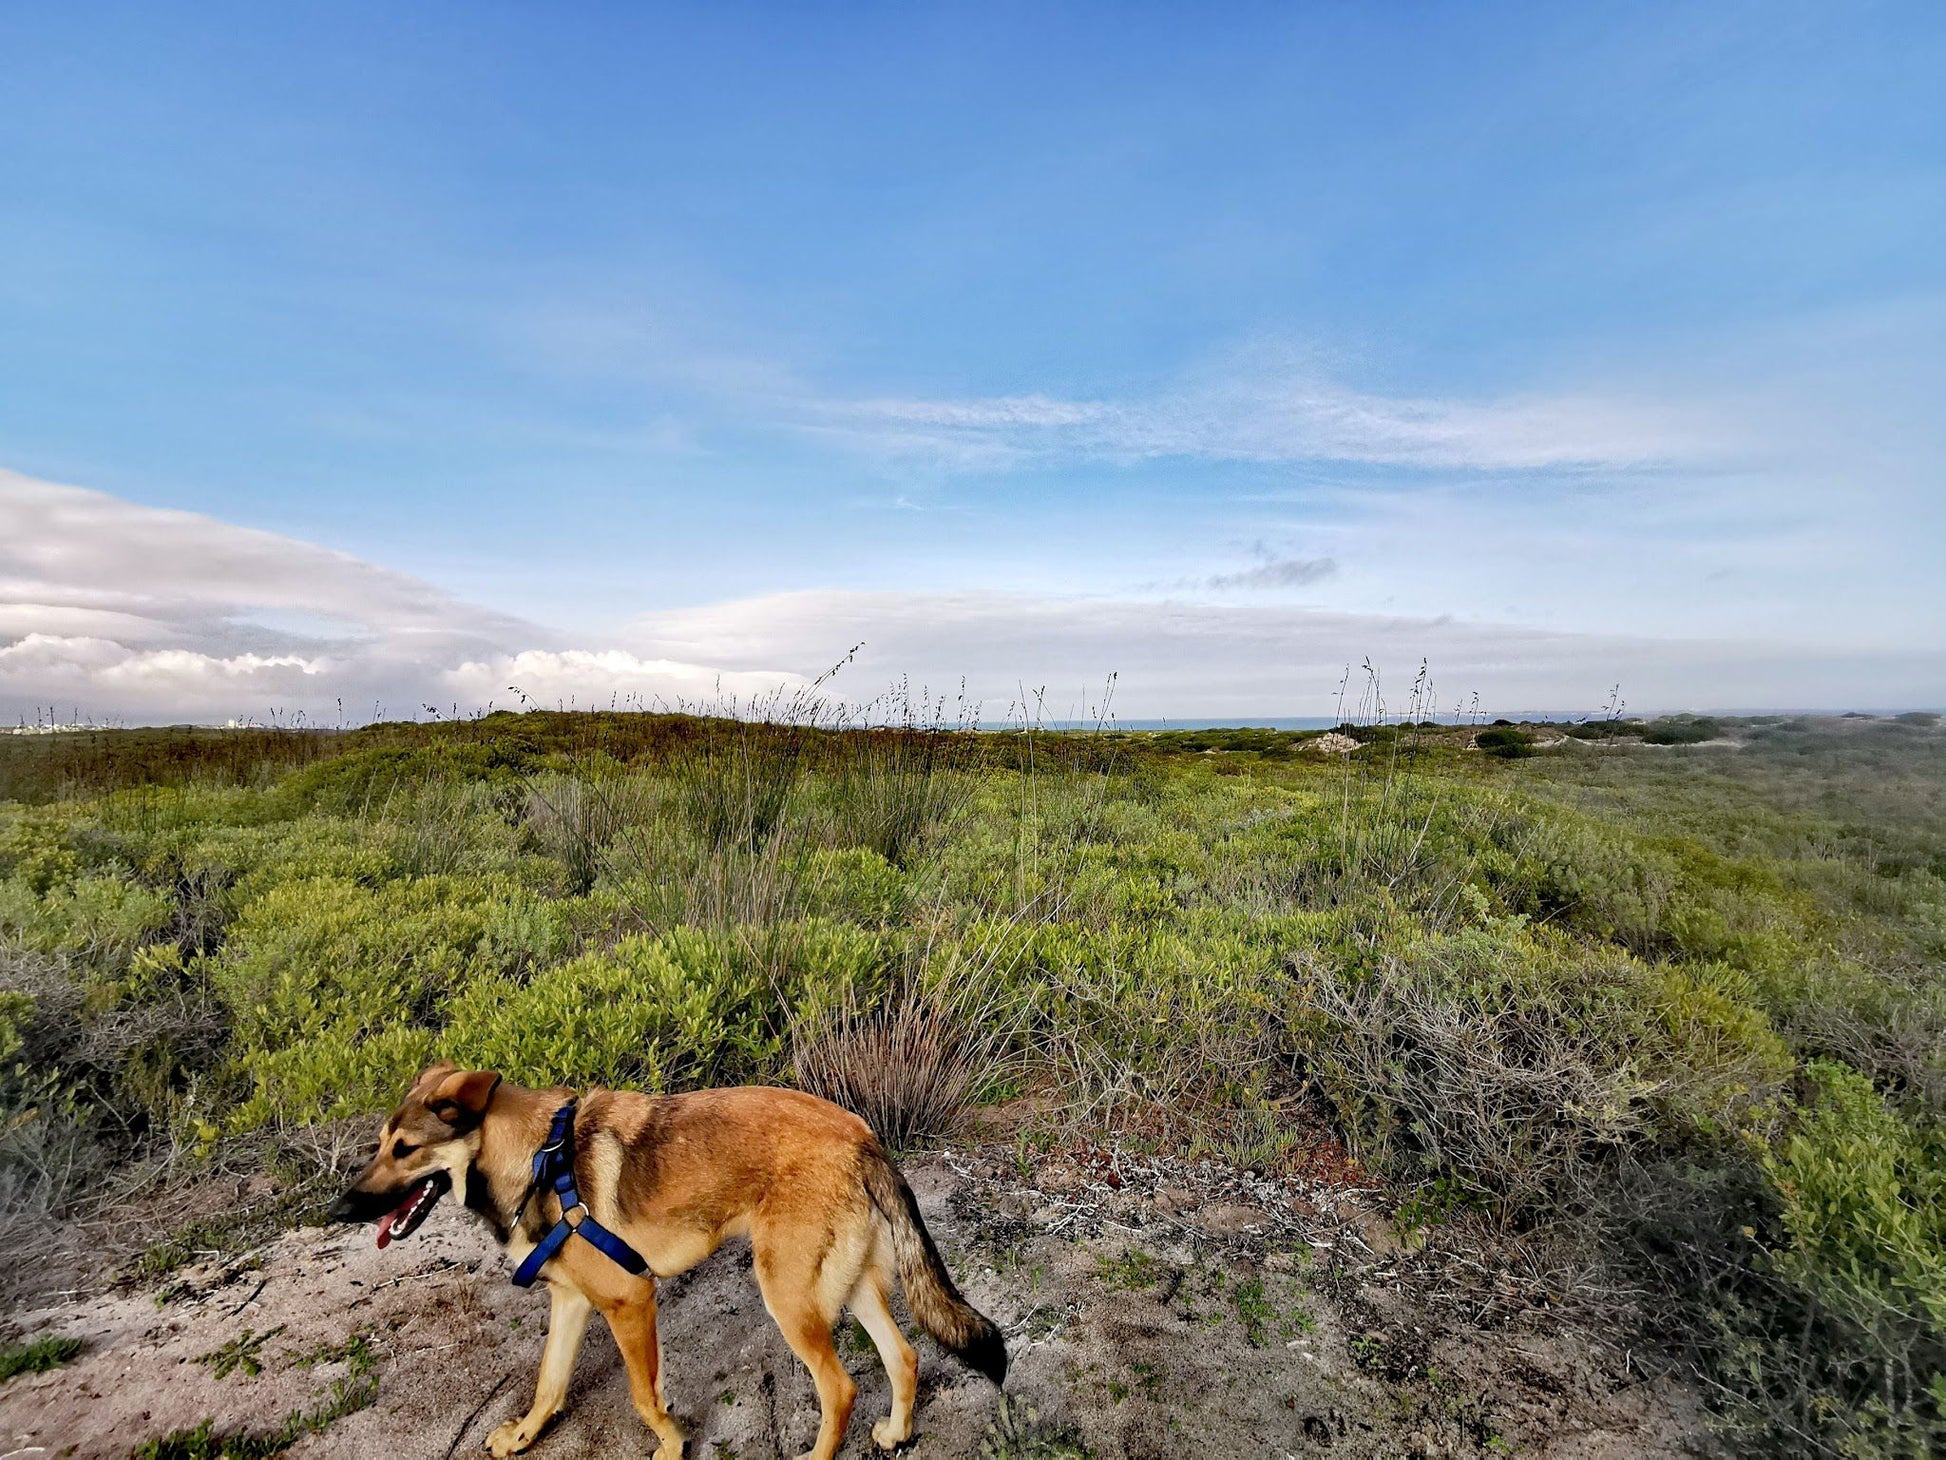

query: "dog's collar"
xmin=510 ymin=1098 xmax=650 ymax=1288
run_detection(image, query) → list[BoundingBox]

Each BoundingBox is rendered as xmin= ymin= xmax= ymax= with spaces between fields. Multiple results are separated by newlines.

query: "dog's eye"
xmin=392 ymin=1139 xmax=418 ymax=1160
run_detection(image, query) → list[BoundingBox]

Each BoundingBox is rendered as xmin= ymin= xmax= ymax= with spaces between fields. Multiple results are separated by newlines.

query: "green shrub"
xmin=800 ymin=847 xmax=908 ymax=925
xmin=230 ymin=1023 xmax=438 ymax=1129
xmin=1766 ymin=1062 xmax=1946 ymax=1331
xmin=1018 ymin=912 xmax=1289 ymax=1115
xmin=0 ymin=873 xmax=172 ymax=974
xmin=1474 ymin=726 xmax=1534 ymax=759
xmin=1608 ymin=1155 xmax=1944 ymax=1458
xmin=445 ymin=921 xmax=890 ymax=1093
xmin=210 ymin=875 xmax=574 ymax=1125
xmin=0 ymin=810 xmax=86 ymax=892
xmin=1564 ymin=718 xmax=1641 ymax=740
xmin=1643 ymin=717 xmax=1724 ymax=746
xmin=278 ymin=741 xmax=538 ymax=814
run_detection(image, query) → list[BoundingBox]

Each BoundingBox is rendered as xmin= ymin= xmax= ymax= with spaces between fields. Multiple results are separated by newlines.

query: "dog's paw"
xmin=485 ymin=1419 xmax=536 ymax=1457
xmin=871 ymin=1417 xmax=912 ymax=1450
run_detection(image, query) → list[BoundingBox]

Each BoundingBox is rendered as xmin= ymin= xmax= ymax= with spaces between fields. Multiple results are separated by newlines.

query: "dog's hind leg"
xmin=602 ymin=1279 xmax=687 ymax=1458
xmin=848 ymin=1249 xmax=918 ymax=1451
xmin=487 ymin=1282 xmax=592 ymax=1457
xmin=771 ymin=1301 xmax=856 ymax=1460
xmin=753 ymin=1238 xmax=857 ymax=1460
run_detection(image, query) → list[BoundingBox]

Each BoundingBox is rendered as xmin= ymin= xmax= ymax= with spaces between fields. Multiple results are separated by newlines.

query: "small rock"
xmin=1153 ymin=1186 xmax=1197 ymax=1215
xmin=1353 ymin=1211 xmax=1402 ymax=1257
xmin=1200 ymin=1204 xmax=1268 ymax=1236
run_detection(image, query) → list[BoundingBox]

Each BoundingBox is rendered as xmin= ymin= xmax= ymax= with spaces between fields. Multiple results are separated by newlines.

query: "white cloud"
xmin=0 ymin=470 xmax=525 ymax=641
xmin=0 ymin=471 xmax=802 ymax=723
xmin=0 ymin=635 xmax=327 ymax=684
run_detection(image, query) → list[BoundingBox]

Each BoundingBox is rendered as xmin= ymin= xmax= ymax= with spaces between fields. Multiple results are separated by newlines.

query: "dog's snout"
xmin=327 ymin=1188 xmax=363 ymax=1223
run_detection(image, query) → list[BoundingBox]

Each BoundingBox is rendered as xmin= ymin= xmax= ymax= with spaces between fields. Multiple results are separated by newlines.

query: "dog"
xmin=328 ymin=1062 xmax=1006 ymax=1459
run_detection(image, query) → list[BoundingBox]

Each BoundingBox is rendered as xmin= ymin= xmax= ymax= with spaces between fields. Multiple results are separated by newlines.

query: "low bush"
xmin=1643 ymin=717 xmax=1725 ymax=746
xmin=1564 ymin=718 xmax=1642 ymax=740
xmin=1300 ymin=927 xmax=1787 ymax=1210
xmin=1473 ymin=726 xmax=1533 ymax=759
xmin=450 ymin=930 xmax=767 ymax=1091
xmin=1766 ymin=1062 xmax=1946 ymax=1332
xmin=210 ymin=875 xmax=576 ymax=1127
xmin=1611 ymin=1155 xmax=1945 ymax=1456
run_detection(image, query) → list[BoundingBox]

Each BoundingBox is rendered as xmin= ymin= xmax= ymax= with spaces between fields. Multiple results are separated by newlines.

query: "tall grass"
xmin=1312 ymin=660 xmax=1473 ymax=920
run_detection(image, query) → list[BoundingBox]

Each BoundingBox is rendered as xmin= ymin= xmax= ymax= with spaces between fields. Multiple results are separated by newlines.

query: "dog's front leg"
xmin=487 ymin=1282 xmax=593 ymax=1457
xmin=604 ymin=1278 xmax=686 ymax=1457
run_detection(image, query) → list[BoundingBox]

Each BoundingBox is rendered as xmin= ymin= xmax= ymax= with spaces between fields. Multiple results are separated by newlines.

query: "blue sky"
xmin=2 ymin=2 xmax=1942 ymax=721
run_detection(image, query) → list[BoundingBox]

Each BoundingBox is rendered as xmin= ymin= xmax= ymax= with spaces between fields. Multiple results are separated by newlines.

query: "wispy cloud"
xmin=1133 ymin=542 xmax=1340 ymax=596
xmin=811 ymin=356 xmax=1723 ymax=472
xmin=501 ymin=304 xmax=1730 ymax=476
xmin=1198 ymin=544 xmax=1339 ymax=592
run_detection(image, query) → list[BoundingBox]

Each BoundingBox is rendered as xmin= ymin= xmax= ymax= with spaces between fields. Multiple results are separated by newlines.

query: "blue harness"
xmin=510 ymin=1099 xmax=650 ymax=1288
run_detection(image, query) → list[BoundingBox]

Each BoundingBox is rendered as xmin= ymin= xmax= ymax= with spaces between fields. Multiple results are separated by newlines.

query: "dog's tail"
xmin=860 ymin=1143 xmax=1007 ymax=1387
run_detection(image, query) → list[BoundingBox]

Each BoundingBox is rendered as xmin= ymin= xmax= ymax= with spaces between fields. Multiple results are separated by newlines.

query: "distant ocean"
xmin=1056 ymin=714 xmax=1590 ymax=730
xmin=1092 ymin=717 xmax=1339 ymax=731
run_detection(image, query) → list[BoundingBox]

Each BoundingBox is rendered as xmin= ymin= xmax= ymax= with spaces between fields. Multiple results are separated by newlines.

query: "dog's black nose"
xmin=326 ymin=1190 xmax=361 ymax=1223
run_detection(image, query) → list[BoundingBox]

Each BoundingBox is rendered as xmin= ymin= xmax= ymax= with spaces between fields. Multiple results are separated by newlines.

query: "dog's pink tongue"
xmin=376 ymin=1209 xmax=397 ymax=1249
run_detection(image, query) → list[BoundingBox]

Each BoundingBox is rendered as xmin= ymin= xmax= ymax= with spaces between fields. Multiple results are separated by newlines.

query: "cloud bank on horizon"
xmin=3 ymin=470 xmax=1938 ymax=726
xmin=1 ymin=5 xmax=1941 ymax=724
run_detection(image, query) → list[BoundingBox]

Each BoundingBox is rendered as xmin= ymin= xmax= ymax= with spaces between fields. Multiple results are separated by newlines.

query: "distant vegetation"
xmin=2 ymin=704 xmax=1942 ymax=1454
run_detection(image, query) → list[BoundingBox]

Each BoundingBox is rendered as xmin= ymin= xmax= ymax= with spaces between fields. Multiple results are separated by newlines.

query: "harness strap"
xmin=510 ymin=1098 xmax=650 ymax=1288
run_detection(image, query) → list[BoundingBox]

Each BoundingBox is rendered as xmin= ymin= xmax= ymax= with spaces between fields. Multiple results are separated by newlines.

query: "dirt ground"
xmin=0 ymin=1139 xmax=1711 ymax=1459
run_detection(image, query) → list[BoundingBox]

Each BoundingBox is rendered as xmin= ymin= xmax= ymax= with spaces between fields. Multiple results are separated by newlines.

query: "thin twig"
xmin=443 ymin=1372 xmax=513 ymax=1460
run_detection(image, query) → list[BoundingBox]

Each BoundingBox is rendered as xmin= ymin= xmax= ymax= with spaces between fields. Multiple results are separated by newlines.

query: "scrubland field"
xmin=1 ymin=705 xmax=1942 ymax=1457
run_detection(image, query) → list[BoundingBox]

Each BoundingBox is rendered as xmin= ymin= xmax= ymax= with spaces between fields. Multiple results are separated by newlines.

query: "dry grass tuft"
xmin=793 ymin=972 xmax=1021 ymax=1151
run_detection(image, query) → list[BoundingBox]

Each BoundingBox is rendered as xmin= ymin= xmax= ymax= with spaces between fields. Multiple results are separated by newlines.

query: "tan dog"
xmin=329 ymin=1063 xmax=1006 ymax=1459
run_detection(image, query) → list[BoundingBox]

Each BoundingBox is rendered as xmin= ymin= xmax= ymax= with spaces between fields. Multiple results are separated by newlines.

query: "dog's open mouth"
xmin=376 ymin=1169 xmax=452 ymax=1248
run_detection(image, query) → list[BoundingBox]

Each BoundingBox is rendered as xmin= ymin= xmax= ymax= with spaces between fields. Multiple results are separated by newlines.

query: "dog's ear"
xmin=427 ymin=1068 xmax=501 ymax=1128
xmin=409 ymin=1060 xmax=459 ymax=1097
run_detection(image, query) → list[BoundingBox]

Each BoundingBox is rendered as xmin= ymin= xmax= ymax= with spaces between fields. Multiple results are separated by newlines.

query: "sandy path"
xmin=0 ymin=1150 xmax=1709 ymax=1459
